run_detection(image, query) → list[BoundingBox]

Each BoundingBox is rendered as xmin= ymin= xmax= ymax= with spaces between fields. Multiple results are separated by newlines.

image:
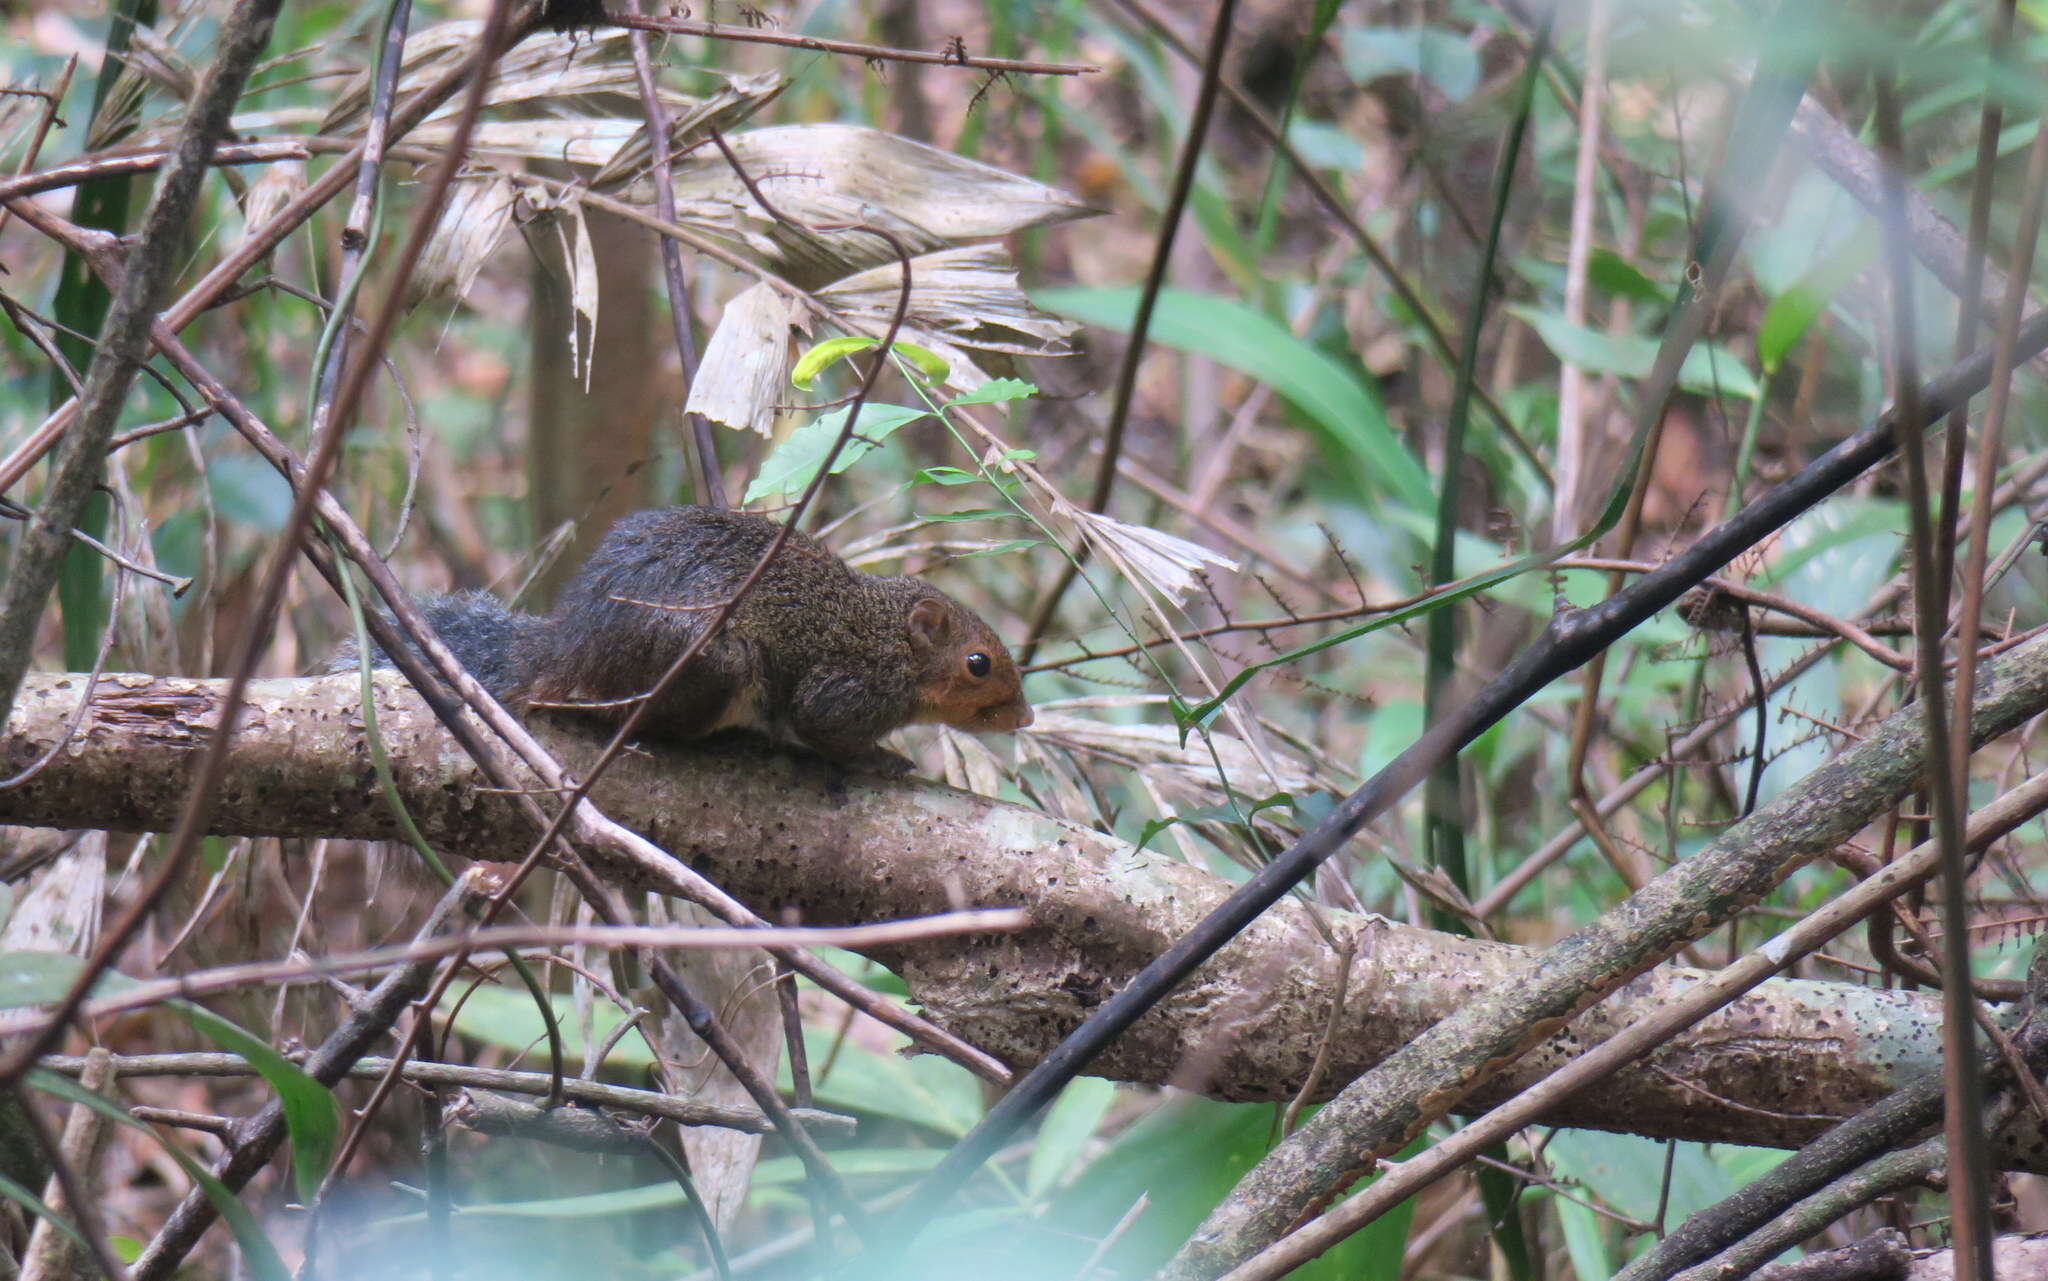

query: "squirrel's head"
xmin=905 ymin=593 xmax=1033 ymax=734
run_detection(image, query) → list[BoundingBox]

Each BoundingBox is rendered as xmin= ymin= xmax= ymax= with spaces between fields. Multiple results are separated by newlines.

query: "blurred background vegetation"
xmin=4 ymin=0 xmax=2048 ymax=1277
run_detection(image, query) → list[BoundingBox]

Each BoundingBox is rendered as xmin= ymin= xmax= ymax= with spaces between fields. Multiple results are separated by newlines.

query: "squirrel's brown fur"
xmin=342 ymin=506 xmax=1031 ymax=775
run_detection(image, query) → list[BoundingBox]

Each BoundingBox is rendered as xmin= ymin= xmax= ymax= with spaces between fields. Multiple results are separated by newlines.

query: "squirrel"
xmin=336 ymin=505 xmax=1033 ymax=775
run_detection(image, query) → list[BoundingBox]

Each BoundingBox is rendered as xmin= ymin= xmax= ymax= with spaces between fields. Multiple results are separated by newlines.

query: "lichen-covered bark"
xmin=1164 ymin=632 xmax=2048 ymax=1279
xmin=0 ymin=665 xmax=2040 ymax=1170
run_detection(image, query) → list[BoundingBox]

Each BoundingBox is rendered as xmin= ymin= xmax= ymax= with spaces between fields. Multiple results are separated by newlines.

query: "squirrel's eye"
xmin=965 ymin=652 xmax=992 ymax=678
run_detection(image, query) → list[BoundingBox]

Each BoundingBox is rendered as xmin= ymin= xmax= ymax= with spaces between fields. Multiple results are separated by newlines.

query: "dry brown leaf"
xmin=684 ymin=282 xmax=805 ymax=436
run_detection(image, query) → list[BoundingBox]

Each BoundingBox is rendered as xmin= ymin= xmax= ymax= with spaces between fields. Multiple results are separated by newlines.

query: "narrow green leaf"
xmin=0 ymin=1169 xmax=91 ymax=1254
xmin=1035 ymin=286 xmax=1431 ymax=511
xmin=1026 ymin=1078 xmax=1116 ymax=1199
xmin=792 ymin=337 xmax=953 ymax=389
xmin=958 ymin=538 xmax=1043 ymax=556
xmin=1757 ymin=229 xmax=1873 ymax=374
xmin=27 ymin=1070 xmax=293 ymax=1281
xmin=173 ymin=1002 xmax=338 ymax=1204
xmin=919 ymin=507 xmax=1013 ymax=523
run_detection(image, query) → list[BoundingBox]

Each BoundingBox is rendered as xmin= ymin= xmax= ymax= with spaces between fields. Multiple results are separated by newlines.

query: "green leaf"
xmin=1508 ymin=305 xmax=1763 ymax=400
xmin=742 ymin=403 xmax=929 ymax=504
xmin=1756 ymin=228 xmax=1873 ymax=374
xmin=0 ymin=951 xmax=135 ymax=1008
xmin=752 ymin=1148 xmax=946 ymax=1184
xmin=892 ymin=341 xmax=951 ymax=382
xmin=173 ymin=1002 xmax=337 ymax=1203
xmin=448 ymin=983 xmax=658 ymax=1071
xmin=945 ymin=378 xmax=1038 ymax=407
xmin=913 ymin=466 xmax=984 ymax=486
xmin=1285 ymin=119 xmax=1364 ymax=172
xmin=1026 ymin=1077 xmax=1116 ymax=1199
xmin=1554 ymin=1196 xmax=1612 ymax=1281
xmin=790 ymin=337 xmax=880 ymax=390
xmin=27 ymin=1070 xmax=293 ymax=1281
xmin=1339 ymin=26 xmax=1480 ymax=101
xmin=0 ymin=1168 xmax=91 ymax=1255
xmin=387 ymin=1181 xmax=691 ymax=1221
xmin=1135 ymin=793 xmax=1295 ymax=853
xmin=789 ymin=1027 xmax=982 ymax=1137
xmin=1050 ymin=1098 xmax=1418 ymax=1279
xmin=1546 ymin=1131 xmax=1783 ymax=1235
xmin=1586 ymin=249 xmax=1668 ymax=306
xmin=1035 ymin=287 xmax=1431 ymax=511
xmin=205 ymin=453 xmax=294 ymax=531
xmin=791 ymin=337 xmax=952 ymax=389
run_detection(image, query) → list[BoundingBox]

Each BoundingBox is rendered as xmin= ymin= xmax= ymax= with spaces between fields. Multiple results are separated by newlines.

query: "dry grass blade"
xmin=1066 ymin=509 xmax=1240 ymax=605
xmin=651 ymin=123 xmax=1095 ymax=284
xmin=820 ymin=242 xmax=1082 ymax=357
xmin=413 ymin=171 xmax=520 ymax=298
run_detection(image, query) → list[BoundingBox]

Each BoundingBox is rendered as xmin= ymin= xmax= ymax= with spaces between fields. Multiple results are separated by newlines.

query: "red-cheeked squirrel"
xmin=338 ymin=505 xmax=1033 ymax=775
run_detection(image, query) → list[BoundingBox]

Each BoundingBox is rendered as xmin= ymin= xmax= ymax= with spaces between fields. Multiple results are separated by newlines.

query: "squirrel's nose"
xmin=1013 ymin=702 xmax=1034 ymax=729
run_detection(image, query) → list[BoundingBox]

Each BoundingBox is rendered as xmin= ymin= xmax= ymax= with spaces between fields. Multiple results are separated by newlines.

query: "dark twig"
xmin=0 ymin=0 xmax=278 ymax=737
xmin=0 ymin=139 xmax=310 ymax=208
xmin=36 ymin=1051 xmax=856 ymax=1135
xmin=603 ymin=10 xmax=1096 ymax=76
xmin=624 ymin=1 xmax=724 ymax=507
xmin=1019 ymin=0 xmax=1237 ymax=663
xmin=0 ymin=0 xmax=285 ymax=1091
xmin=131 ymin=871 xmax=491 ymax=1280
xmin=1217 ymin=757 xmax=2048 ymax=1281
xmin=888 ymin=293 xmax=2048 ymax=1256
xmin=1872 ymin=69 xmax=1990 ymax=1280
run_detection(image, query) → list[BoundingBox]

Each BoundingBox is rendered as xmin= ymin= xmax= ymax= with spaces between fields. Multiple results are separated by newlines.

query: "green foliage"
xmin=743 ymin=403 xmax=930 ymax=503
xmin=1036 ymin=285 xmax=1431 ymax=510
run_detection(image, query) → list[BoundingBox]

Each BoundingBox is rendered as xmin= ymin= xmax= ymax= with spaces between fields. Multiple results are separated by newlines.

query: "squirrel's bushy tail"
xmin=327 ymin=590 xmax=536 ymax=701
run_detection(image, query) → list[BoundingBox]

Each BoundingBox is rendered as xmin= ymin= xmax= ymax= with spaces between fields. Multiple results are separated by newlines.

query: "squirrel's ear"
xmin=907 ymin=597 xmax=951 ymax=649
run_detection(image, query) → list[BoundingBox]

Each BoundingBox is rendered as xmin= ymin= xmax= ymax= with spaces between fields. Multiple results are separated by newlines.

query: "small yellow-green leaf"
xmin=891 ymin=341 xmax=951 ymax=382
xmin=791 ymin=336 xmax=881 ymax=390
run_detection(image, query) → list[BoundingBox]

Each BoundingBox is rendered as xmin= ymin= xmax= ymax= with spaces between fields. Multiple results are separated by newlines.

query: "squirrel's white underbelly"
xmin=704 ymin=680 xmax=766 ymax=734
